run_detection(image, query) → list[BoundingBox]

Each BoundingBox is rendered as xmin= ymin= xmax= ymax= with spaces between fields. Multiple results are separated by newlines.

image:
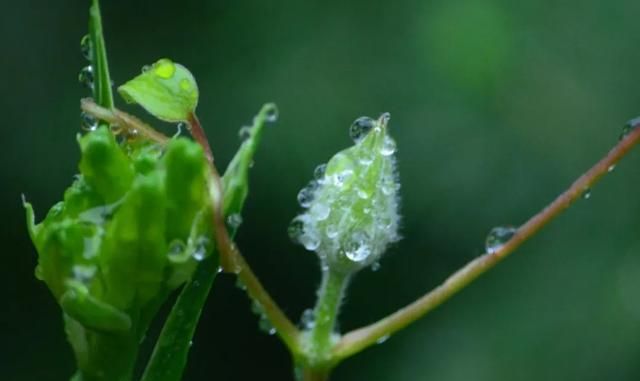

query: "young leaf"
xmin=140 ymin=103 xmax=276 ymax=381
xmin=118 ymin=58 xmax=199 ymax=122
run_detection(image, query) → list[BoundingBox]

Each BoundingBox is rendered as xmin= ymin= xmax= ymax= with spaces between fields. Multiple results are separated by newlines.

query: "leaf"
xmin=140 ymin=103 xmax=277 ymax=381
xmin=118 ymin=58 xmax=199 ymax=122
xmin=88 ymin=0 xmax=114 ymax=109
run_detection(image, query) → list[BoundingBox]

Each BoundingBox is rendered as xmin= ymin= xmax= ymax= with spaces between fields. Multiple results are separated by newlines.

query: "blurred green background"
xmin=2 ymin=0 xmax=640 ymax=380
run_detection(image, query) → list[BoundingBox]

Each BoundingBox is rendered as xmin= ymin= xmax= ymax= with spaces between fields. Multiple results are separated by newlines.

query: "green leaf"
xmin=118 ymin=58 xmax=199 ymax=122
xmin=88 ymin=0 xmax=114 ymax=109
xmin=140 ymin=103 xmax=276 ymax=381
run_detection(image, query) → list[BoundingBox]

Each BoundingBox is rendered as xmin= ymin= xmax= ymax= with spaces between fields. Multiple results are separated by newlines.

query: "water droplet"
xmin=582 ymin=187 xmax=592 ymax=200
xmin=310 ymin=203 xmax=330 ymax=221
xmin=349 ymin=116 xmax=375 ymax=143
xmin=192 ymin=237 xmax=208 ymax=261
xmin=265 ymin=104 xmax=279 ymax=123
xmin=485 ymin=226 xmax=517 ymax=254
xmin=356 ymin=188 xmax=370 ymax=199
xmin=235 ymin=277 xmax=247 ymax=291
xmin=333 ymin=170 xmax=354 ymax=187
xmin=608 ymin=164 xmax=616 ymax=173
xmin=620 ymin=117 xmax=640 ymax=140
xmin=371 ymin=261 xmax=381 ymax=272
xmin=376 ymin=335 xmax=390 ymax=344
xmin=72 ymin=264 xmax=97 ymax=284
xmin=168 ymin=239 xmax=187 ymax=260
xmin=80 ymin=34 xmax=92 ymax=61
xmin=359 ymin=155 xmax=374 ymax=166
xmin=189 ymin=340 xmax=193 ymax=347
xmin=288 ymin=217 xmax=306 ymax=242
xmin=326 ymin=225 xmax=339 ymax=239
xmin=141 ymin=65 xmax=151 ymax=73
xmin=314 ymin=164 xmax=327 ymax=180
xmin=380 ymin=136 xmax=397 ymax=156
xmin=227 ymin=213 xmax=243 ymax=229
xmin=238 ymin=126 xmax=251 ymax=141
xmin=297 ymin=183 xmax=316 ymax=208
xmin=79 ymin=65 xmax=94 ymax=90
xmin=300 ymin=233 xmax=321 ymax=251
xmin=344 ymin=232 xmax=371 ymax=262
xmin=80 ymin=112 xmax=98 ymax=131
xmin=378 ymin=112 xmax=391 ymax=127
xmin=300 ymin=309 xmax=315 ymax=330
xmin=153 ymin=58 xmax=176 ymax=79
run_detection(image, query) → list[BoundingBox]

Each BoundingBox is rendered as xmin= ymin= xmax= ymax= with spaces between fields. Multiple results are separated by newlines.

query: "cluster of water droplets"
xmin=289 ymin=114 xmax=401 ymax=271
xmin=79 ymin=34 xmax=100 ymax=131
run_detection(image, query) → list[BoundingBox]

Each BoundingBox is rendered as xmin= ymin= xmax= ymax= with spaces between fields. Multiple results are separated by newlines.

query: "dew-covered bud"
xmin=290 ymin=113 xmax=401 ymax=273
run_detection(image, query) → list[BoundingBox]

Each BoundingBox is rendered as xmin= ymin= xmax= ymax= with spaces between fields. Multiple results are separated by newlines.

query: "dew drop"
xmin=167 ymin=239 xmax=187 ymax=260
xmin=608 ymin=164 xmax=616 ymax=173
xmin=359 ymin=155 xmax=374 ymax=166
xmin=310 ymin=203 xmax=330 ymax=221
xmin=326 ymin=225 xmax=339 ymax=239
xmin=314 ymin=164 xmax=327 ymax=180
xmin=265 ymin=104 xmax=279 ymax=123
xmin=80 ymin=34 xmax=92 ymax=61
xmin=297 ymin=183 xmax=316 ymax=208
xmin=380 ymin=136 xmax=397 ymax=156
xmin=485 ymin=226 xmax=517 ymax=254
xmin=288 ymin=217 xmax=306 ymax=242
xmin=333 ymin=169 xmax=354 ymax=187
xmin=227 ymin=213 xmax=243 ymax=229
xmin=371 ymin=261 xmax=381 ymax=272
xmin=141 ymin=65 xmax=151 ymax=73
xmin=235 ymin=277 xmax=247 ymax=291
xmin=344 ymin=232 xmax=372 ymax=262
xmin=154 ymin=59 xmax=176 ymax=79
xmin=192 ymin=237 xmax=209 ymax=261
xmin=620 ymin=116 xmax=640 ymax=141
xmin=79 ymin=65 xmax=94 ymax=90
xmin=356 ymin=188 xmax=370 ymax=199
xmin=300 ymin=308 xmax=315 ymax=330
xmin=300 ymin=233 xmax=321 ymax=251
xmin=349 ymin=116 xmax=375 ymax=143
xmin=376 ymin=335 xmax=390 ymax=344
xmin=582 ymin=187 xmax=592 ymax=200
xmin=80 ymin=112 xmax=98 ymax=131
xmin=72 ymin=264 xmax=97 ymax=284
xmin=238 ymin=126 xmax=251 ymax=141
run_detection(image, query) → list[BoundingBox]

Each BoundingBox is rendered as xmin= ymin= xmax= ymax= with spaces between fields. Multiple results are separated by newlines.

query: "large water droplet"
xmin=344 ymin=232 xmax=372 ymax=262
xmin=80 ymin=34 xmax=92 ymax=61
xmin=154 ymin=59 xmax=176 ymax=79
xmin=80 ymin=112 xmax=98 ymax=131
xmin=349 ymin=116 xmax=375 ymax=143
xmin=79 ymin=65 xmax=94 ymax=90
xmin=485 ymin=226 xmax=517 ymax=254
xmin=380 ymin=136 xmax=397 ymax=156
xmin=227 ymin=213 xmax=243 ymax=229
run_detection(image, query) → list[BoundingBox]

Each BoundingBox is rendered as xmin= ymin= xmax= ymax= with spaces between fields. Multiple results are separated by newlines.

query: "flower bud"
xmin=290 ymin=113 xmax=401 ymax=273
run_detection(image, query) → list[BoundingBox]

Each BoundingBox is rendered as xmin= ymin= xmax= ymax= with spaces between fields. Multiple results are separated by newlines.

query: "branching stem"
xmin=333 ymin=121 xmax=640 ymax=361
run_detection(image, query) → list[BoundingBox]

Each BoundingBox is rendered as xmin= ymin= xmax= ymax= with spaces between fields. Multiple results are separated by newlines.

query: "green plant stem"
xmin=333 ymin=121 xmax=640 ymax=361
xmin=186 ymin=112 xmax=301 ymax=350
xmin=309 ymin=269 xmax=350 ymax=364
xmin=88 ymin=0 xmax=113 ymax=109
